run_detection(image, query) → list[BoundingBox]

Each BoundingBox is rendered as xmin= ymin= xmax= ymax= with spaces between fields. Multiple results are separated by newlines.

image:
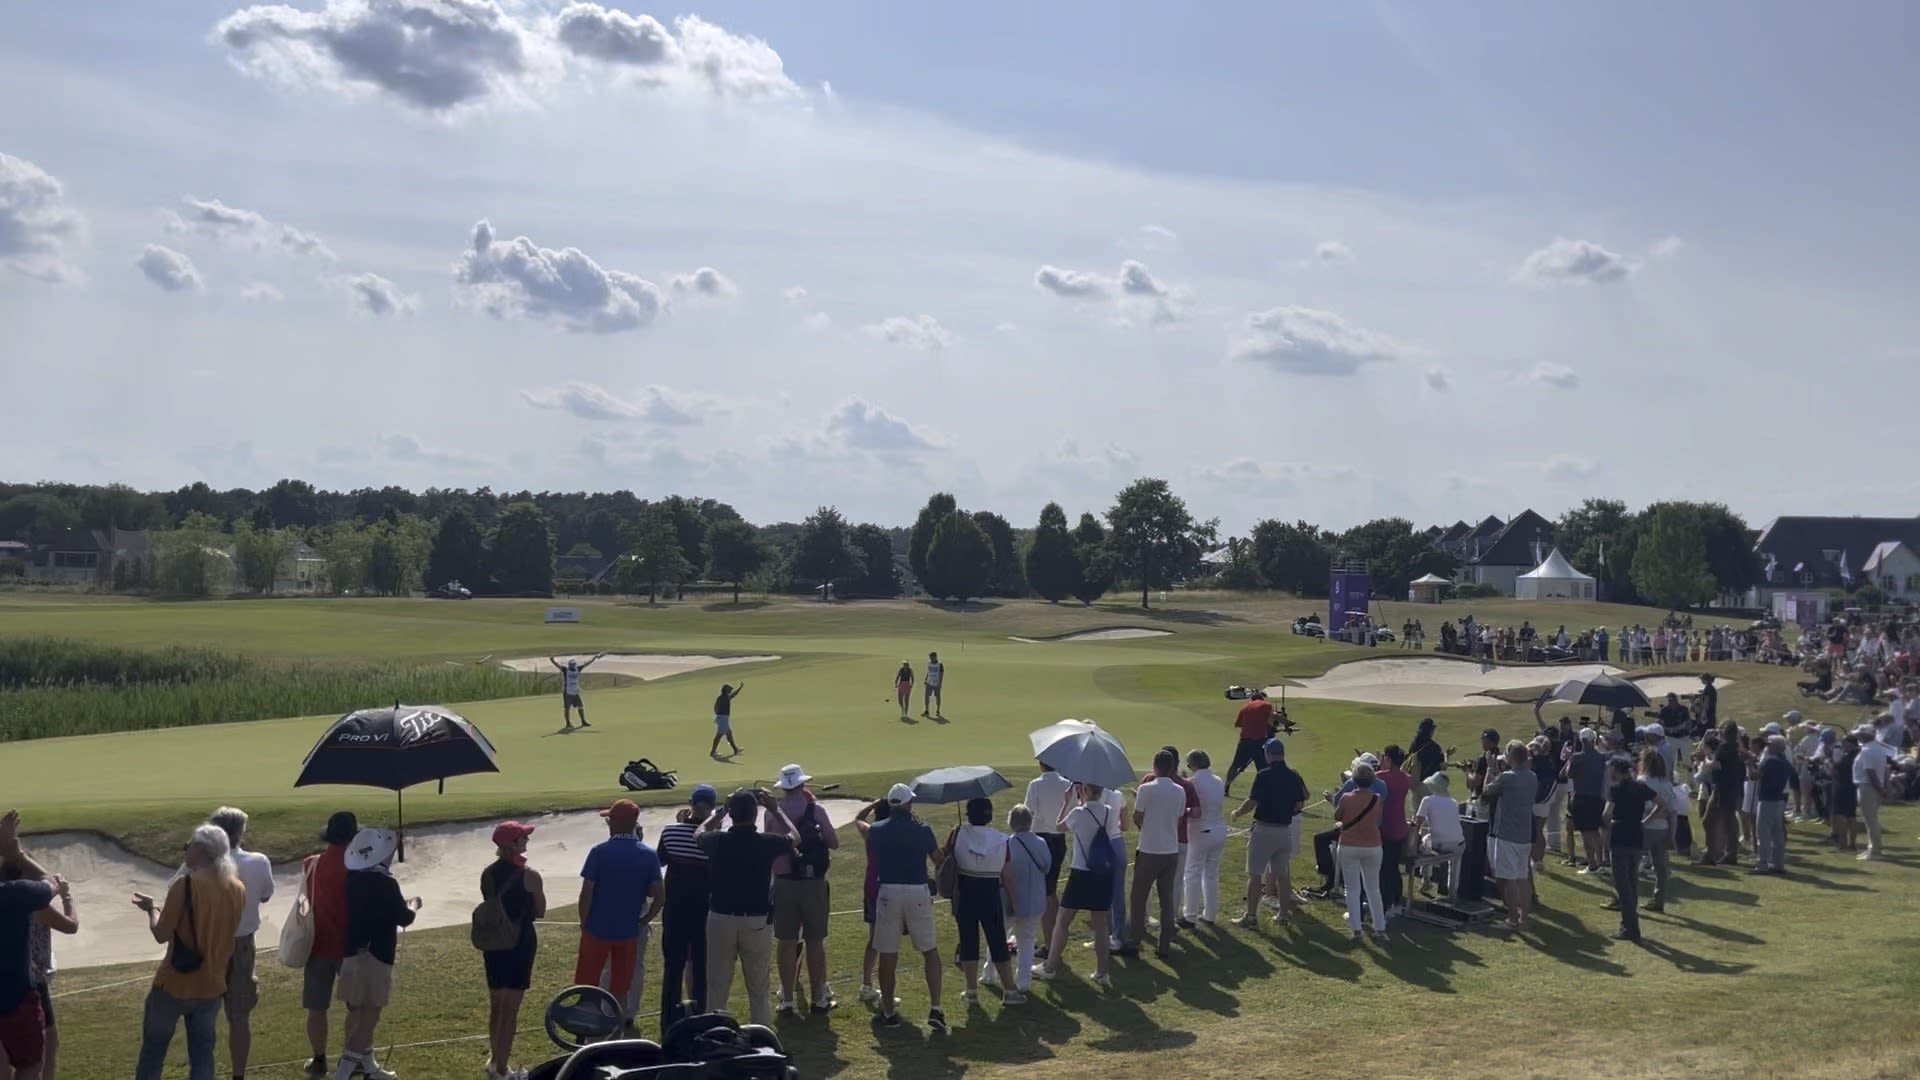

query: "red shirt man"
xmin=1235 ymin=698 xmax=1275 ymax=741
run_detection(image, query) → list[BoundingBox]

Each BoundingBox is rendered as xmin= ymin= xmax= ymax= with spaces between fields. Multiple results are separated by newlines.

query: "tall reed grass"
xmin=0 ymin=638 xmax=545 ymax=741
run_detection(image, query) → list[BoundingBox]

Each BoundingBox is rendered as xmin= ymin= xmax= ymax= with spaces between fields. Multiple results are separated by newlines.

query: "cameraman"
xmin=1224 ymin=691 xmax=1276 ymax=797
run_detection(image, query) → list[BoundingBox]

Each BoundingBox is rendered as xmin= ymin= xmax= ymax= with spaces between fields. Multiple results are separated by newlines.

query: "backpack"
xmin=471 ymin=865 xmax=524 ymax=952
xmin=619 ymin=758 xmax=678 ymax=792
xmin=789 ymin=804 xmax=831 ymax=880
xmin=1081 ymin=806 xmax=1115 ymax=876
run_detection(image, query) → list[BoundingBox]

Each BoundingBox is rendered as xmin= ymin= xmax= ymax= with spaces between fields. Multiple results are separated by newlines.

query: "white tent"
xmin=1407 ymin=573 xmax=1452 ymax=603
xmin=1515 ymin=547 xmax=1596 ymax=600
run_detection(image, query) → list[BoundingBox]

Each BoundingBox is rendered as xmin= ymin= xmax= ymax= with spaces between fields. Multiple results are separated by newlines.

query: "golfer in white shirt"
xmin=1182 ymin=751 xmax=1228 ymax=924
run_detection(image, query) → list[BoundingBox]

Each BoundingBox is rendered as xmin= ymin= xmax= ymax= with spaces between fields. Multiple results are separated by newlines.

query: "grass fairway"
xmin=5 ymin=592 xmax=1917 ymax=1079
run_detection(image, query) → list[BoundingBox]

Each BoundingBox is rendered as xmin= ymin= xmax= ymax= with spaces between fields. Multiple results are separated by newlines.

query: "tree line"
xmin=0 ymin=480 xmax=1766 ymax=610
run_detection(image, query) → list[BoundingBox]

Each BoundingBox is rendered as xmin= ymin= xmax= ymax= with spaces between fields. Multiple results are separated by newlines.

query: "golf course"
xmin=5 ymin=591 xmax=1917 ymax=1080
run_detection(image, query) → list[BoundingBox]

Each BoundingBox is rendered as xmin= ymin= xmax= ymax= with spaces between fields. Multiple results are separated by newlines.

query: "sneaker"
xmin=1577 ymin=866 xmax=1595 ymax=875
xmin=1601 ymin=900 xmax=1621 ymax=911
xmin=1644 ymin=900 xmax=1665 ymax=913
xmin=1609 ymin=928 xmax=1640 ymax=942
xmin=1176 ymin=917 xmax=1197 ymax=930
xmin=1091 ymin=973 xmax=1112 ymax=990
xmin=776 ymin=997 xmax=796 ymax=1015
xmin=1232 ymin=912 xmax=1259 ymax=929
xmin=1348 ymin=929 xmax=1363 ymax=942
xmin=1858 ymin=851 xmax=1879 ymax=861
xmin=1002 ymin=990 xmax=1028 ymax=1005
xmin=306 ymin=1057 xmax=328 ymax=1079
xmin=1031 ymin=966 xmax=1054 ymax=981
xmin=857 ymin=984 xmax=880 ymax=1003
xmin=879 ymin=1011 xmax=902 ymax=1028
xmin=928 ymin=1008 xmax=948 ymax=1033
xmin=359 ymin=1056 xmax=399 ymax=1080
xmin=811 ymin=991 xmax=838 ymax=1014
xmin=961 ymin=989 xmax=979 ymax=1004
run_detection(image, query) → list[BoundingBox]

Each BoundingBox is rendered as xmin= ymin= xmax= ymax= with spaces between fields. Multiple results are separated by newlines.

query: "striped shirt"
xmin=657 ymin=821 xmax=709 ymax=911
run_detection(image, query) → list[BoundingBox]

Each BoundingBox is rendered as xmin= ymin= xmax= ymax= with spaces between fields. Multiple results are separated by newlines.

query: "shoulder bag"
xmin=277 ymin=857 xmax=316 ymax=969
xmin=168 ymin=876 xmax=204 ymax=975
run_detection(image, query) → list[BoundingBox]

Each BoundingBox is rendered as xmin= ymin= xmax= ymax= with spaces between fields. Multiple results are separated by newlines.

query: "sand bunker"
xmin=501 ymin=653 xmax=778 ymax=681
xmin=34 ymin=798 xmax=863 ymax=972
xmin=1009 ymin=628 xmax=1173 ymax=643
xmin=1271 ymin=657 xmax=1733 ymax=710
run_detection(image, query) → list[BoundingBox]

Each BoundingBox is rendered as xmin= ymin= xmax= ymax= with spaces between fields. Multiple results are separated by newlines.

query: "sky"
xmin=3 ymin=0 xmax=1918 ymax=535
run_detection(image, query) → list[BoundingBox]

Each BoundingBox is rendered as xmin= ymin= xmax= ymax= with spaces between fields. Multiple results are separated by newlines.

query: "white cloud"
xmin=280 ymin=224 xmax=336 ymax=261
xmin=669 ymin=265 xmax=736 ymax=298
xmin=1424 ymin=366 xmax=1451 ymax=391
xmin=1229 ymin=306 xmax=1401 ymax=375
xmin=134 ymin=244 xmax=203 ymax=292
xmin=452 ymin=219 xmax=662 ymax=333
xmin=1034 ymin=259 xmax=1180 ymax=324
xmin=345 ymin=271 xmax=413 ymax=316
xmin=1527 ymin=361 xmax=1580 ymax=389
xmin=781 ymin=285 xmax=807 ymax=303
xmin=0 ymin=152 xmax=86 ymax=283
xmin=1542 ymin=455 xmax=1601 ymax=483
xmin=1196 ymin=459 xmax=1358 ymax=491
xmin=1515 ymin=237 xmax=1635 ymax=285
xmin=379 ymin=432 xmax=483 ymax=467
xmin=519 ymin=381 xmax=707 ymax=425
xmin=240 ymin=281 xmax=284 ymax=302
xmin=802 ymin=311 xmax=833 ymax=333
xmin=214 ymin=0 xmax=557 ymax=114
xmin=163 ymin=197 xmax=267 ymax=243
xmin=825 ymin=399 xmax=936 ymax=452
xmin=1314 ymin=240 xmax=1353 ymax=262
xmin=553 ymin=6 xmax=800 ymax=100
xmin=1649 ymin=235 xmax=1684 ymax=260
xmin=861 ymin=314 xmax=950 ymax=351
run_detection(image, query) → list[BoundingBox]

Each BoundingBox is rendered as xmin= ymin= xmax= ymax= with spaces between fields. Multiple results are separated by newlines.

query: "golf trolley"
xmin=1223 ymin=685 xmax=1298 ymax=734
xmin=529 ymin=985 xmax=800 ymax=1079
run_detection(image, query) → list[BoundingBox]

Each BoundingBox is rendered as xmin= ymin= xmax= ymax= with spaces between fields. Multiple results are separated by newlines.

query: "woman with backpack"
xmin=946 ymin=797 xmax=1018 ymax=1004
xmin=477 ymin=821 xmax=546 ymax=1080
xmin=1039 ymin=782 xmax=1115 ymax=989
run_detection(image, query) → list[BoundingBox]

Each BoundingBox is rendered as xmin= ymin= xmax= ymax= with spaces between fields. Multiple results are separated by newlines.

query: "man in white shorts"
xmin=549 ymin=653 xmax=605 ymax=730
xmin=865 ymin=784 xmax=947 ymax=1032
xmin=922 ymin=652 xmax=945 ymax=719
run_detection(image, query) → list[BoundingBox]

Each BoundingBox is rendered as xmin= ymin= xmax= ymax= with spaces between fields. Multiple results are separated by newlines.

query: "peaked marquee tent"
xmin=1407 ymin=573 xmax=1453 ymax=603
xmin=1514 ymin=547 xmax=1596 ymax=600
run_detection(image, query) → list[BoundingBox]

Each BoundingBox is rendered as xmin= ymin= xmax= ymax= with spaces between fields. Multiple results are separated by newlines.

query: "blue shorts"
xmin=714 ymin=714 xmax=731 ymax=735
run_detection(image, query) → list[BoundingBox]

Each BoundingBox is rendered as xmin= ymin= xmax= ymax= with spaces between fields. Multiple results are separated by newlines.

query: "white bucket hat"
xmin=775 ymin=763 xmax=812 ymax=790
xmin=343 ymin=826 xmax=398 ymax=871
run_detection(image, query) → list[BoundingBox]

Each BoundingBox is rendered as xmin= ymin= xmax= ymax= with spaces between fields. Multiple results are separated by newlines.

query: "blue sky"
xmin=3 ymin=1 xmax=1916 ymax=534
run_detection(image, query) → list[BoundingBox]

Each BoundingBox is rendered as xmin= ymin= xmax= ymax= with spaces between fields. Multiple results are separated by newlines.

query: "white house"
xmin=1863 ymin=541 xmax=1920 ymax=603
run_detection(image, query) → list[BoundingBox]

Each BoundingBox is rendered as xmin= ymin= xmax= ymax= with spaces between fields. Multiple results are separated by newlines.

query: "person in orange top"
xmin=301 ymin=811 xmax=356 ymax=1079
xmin=1333 ymin=762 xmax=1388 ymax=945
xmin=1224 ymin=691 xmax=1276 ymax=796
xmin=131 ymin=823 xmax=247 ymax=1080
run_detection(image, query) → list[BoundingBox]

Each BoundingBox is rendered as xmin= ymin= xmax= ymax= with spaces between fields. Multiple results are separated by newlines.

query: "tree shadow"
xmin=700 ymin=600 xmax=771 ymax=612
xmin=1090 ymin=604 xmax=1244 ymax=625
xmin=920 ymin=599 xmax=1003 ymax=614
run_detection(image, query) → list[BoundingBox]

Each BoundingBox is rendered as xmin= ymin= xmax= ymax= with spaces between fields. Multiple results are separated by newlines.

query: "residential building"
xmin=1458 ymin=510 xmax=1556 ymax=595
xmin=1752 ymin=515 xmax=1920 ymax=591
xmin=1863 ymin=541 xmax=1920 ymax=602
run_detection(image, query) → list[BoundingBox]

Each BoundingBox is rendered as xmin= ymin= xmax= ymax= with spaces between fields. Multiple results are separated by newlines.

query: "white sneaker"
xmin=857 ymin=984 xmax=880 ymax=1003
xmin=1091 ymin=972 xmax=1112 ymax=990
xmin=360 ymin=1055 xmax=399 ymax=1080
xmin=961 ymin=989 xmax=979 ymax=1003
xmin=776 ymin=996 xmax=796 ymax=1015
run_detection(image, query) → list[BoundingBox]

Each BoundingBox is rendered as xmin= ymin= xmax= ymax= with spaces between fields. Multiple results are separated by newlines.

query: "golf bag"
xmin=619 ymin=758 xmax=678 ymax=792
xmin=528 ymin=1013 xmax=798 ymax=1079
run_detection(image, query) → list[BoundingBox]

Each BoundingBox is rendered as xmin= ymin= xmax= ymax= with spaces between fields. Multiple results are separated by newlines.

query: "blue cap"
xmin=1263 ymin=737 xmax=1286 ymax=756
xmin=690 ymin=783 xmax=718 ymax=805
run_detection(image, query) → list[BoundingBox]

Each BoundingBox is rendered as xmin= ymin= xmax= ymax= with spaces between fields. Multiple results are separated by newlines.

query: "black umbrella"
xmin=1550 ymin=673 xmax=1650 ymax=710
xmin=295 ymin=704 xmax=501 ymax=860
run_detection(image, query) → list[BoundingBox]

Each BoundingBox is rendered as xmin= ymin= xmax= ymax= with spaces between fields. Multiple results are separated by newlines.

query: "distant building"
xmin=1752 ymin=515 xmax=1920 ymax=592
xmin=1863 ymin=541 xmax=1920 ymax=603
xmin=1458 ymin=510 xmax=1556 ymax=596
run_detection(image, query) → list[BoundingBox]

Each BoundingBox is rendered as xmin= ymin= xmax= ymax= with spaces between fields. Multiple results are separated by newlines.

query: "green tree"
xmin=1335 ymin=517 xmax=1459 ymax=598
xmin=1104 ymin=478 xmax=1218 ymax=608
xmin=1630 ymin=506 xmax=1717 ymax=610
xmin=791 ymin=506 xmax=861 ymax=598
xmin=922 ymin=512 xmax=994 ymax=601
xmin=1024 ymin=502 xmax=1082 ymax=603
xmin=425 ymin=507 xmax=488 ymax=591
xmin=1637 ymin=500 xmax=1760 ymax=595
xmin=0 ymin=493 xmax=80 ymax=537
xmin=232 ymin=521 xmax=293 ymax=594
xmin=365 ymin=537 xmax=406 ymax=596
xmin=152 ymin=513 xmax=226 ymax=599
xmin=970 ymin=510 xmax=1027 ymax=597
xmin=848 ymin=524 xmax=902 ymax=598
xmin=1071 ymin=513 xmax=1114 ymax=605
xmin=1217 ymin=536 xmax=1265 ymax=589
xmin=705 ymin=518 xmax=770 ymax=604
xmin=491 ymin=501 xmax=556 ymax=594
xmin=621 ymin=505 xmax=694 ymax=603
xmin=1250 ymin=519 xmax=1333 ymax=596
xmin=313 ymin=521 xmax=372 ymax=595
xmin=1556 ymin=498 xmax=1639 ymax=603
xmin=908 ymin=493 xmax=958 ymax=584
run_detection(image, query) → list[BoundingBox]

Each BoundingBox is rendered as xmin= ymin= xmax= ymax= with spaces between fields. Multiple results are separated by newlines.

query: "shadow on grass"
xmin=919 ymin=600 xmax=1003 ymax=614
xmin=1516 ymin=916 xmax=1629 ymax=976
xmin=1643 ymin=908 xmax=1765 ymax=945
xmin=1089 ymin=604 xmax=1246 ymax=626
xmin=1634 ymin=937 xmax=1756 ymax=975
xmin=700 ymin=600 xmax=771 ymax=613
xmin=1776 ymin=870 xmax=1873 ymax=893
xmin=774 ymin=1010 xmax=848 ymax=1078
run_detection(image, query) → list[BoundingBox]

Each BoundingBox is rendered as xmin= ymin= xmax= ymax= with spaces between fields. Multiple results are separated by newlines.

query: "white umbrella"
xmin=1032 ymin=721 xmax=1135 ymax=788
xmin=1027 ymin=718 xmax=1099 ymax=757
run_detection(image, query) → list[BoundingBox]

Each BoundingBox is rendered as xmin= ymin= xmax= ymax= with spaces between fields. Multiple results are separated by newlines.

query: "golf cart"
xmin=1291 ymin=615 xmax=1325 ymax=637
xmin=429 ymin=579 xmax=473 ymax=599
xmin=529 ymin=986 xmax=800 ymax=1078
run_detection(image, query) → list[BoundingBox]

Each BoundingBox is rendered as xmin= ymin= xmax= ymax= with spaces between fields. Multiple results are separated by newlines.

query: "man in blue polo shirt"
xmin=866 ymin=784 xmax=946 ymax=1033
xmin=575 ymin=799 xmax=663 ymax=1031
xmin=1229 ymin=739 xmax=1305 ymax=927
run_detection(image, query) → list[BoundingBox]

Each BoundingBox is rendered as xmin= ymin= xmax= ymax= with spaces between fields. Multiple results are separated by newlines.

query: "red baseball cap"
xmin=600 ymin=799 xmax=640 ymax=826
xmin=491 ymin=820 xmax=536 ymax=847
